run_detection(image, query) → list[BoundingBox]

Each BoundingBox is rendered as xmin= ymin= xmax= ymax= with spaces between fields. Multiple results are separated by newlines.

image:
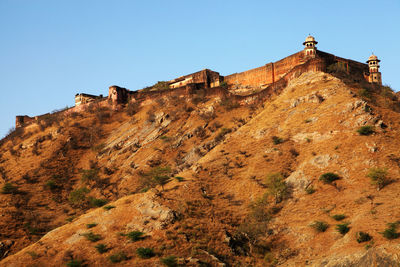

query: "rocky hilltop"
xmin=1 ymin=72 xmax=400 ymax=266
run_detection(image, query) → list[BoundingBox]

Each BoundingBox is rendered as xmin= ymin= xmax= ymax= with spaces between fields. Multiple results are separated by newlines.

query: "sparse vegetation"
xmin=126 ymin=101 xmax=140 ymax=116
xmin=80 ymin=168 xmax=99 ymax=183
xmin=82 ymin=231 xmax=102 ymax=242
xmin=319 ymin=172 xmax=340 ymax=184
xmin=69 ymin=187 xmax=90 ymax=206
xmin=103 ymin=205 xmax=115 ymax=211
xmin=336 ymin=223 xmax=350 ymax=235
xmin=356 ymin=231 xmax=372 ymax=243
xmin=272 ymin=136 xmax=284 ymax=145
xmin=109 ymin=251 xmax=128 ymax=263
xmin=95 ymin=243 xmax=109 ymax=254
xmin=357 ymin=125 xmax=375 ymax=136
xmin=45 ymin=179 xmax=58 ymax=190
xmin=264 ymin=173 xmax=289 ymax=203
xmin=305 ymin=185 xmax=316 ymax=194
xmin=139 ymin=166 xmax=172 ymax=191
xmin=367 ymin=167 xmax=389 ymax=190
xmin=66 ymin=259 xmax=84 ymax=267
xmin=126 ymin=231 xmax=145 ymax=242
xmin=136 ymin=247 xmax=155 ymax=259
xmin=332 ymin=214 xmax=346 ymax=221
xmin=310 ymin=221 xmax=329 ymax=232
xmin=174 ymin=176 xmax=185 ymax=182
xmin=161 ymin=255 xmax=178 ymax=267
xmin=89 ymin=197 xmax=108 ymax=207
xmin=380 ymin=222 xmax=399 ymax=240
xmin=1 ymin=183 xmax=18 ymax=194
xmin=86 ymin=223 xmax=97 ymax=229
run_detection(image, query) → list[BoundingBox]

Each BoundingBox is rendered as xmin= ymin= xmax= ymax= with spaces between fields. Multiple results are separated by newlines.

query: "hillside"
xmin=1 ymin=72 xmax=400 ymax=266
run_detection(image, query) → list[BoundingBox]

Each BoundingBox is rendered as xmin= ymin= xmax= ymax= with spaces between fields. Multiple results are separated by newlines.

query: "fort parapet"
xmin=15 ymin=36 xmax=383 ymax=128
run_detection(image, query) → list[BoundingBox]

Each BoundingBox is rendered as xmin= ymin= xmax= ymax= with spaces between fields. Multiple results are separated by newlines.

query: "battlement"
xmin=15 ymin=36 xmax=383 ymax=129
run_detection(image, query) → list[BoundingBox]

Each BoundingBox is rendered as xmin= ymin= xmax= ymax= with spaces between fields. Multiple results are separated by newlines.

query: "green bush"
xmin=310 ymin=221 xmax=329 ymax=232
xmin=139 ymin=166 xmax=172 ymax=191
xmin=356 ymin=231 xmax=372 ymax=243
xmin=319 ymin=173 xmax=340 ymax=184
xmin=82 ymin=232 xmax=102 ymax=242
xmin=89 ymin=197 xmax=108 ymax=207
xmin=161 ymin=256 xmax=178 ymax=267
xmin=108 ymin=251 xmax=128 ymax=263
xmin=95 ymin=243 xmax=109 ymax=254
xmin=126 ymin=231 xmax=145 ymax=242
xmin=69 ymin=187 xmax=89 ymax=205
xmin=81 ymin=169 xmax=99 ymax=183
xmin=272 ymin=136 xmax=284 ymax=145
xmin=380 ymin=222 xmax=399 ymax=240
xmin=357 ymin=125 xmax=375 ymax=136
xmin=66 ymin=259 xmax=84 ymax=267
xmin=305 ymin=185 xmax=316 ymax=194
xmin=1 ymin=183 xmax=18 ymax=194
xmin=174 ymin=176 xmax=185 ymax=182
xmin=45 ymin=180 xmax=58 ymax=190
xmin=136 ymin=247 xmax=155 ymax=259
xmin=332 ymin=214 xmax=346 ymax=221
xmin=336 ymin=223 xmax=350 ymax=235
xmin=103 ymin=205 xmax=115 ymax=210
xmin=367 ymin=167 xmax=389 ymax=190
xmin=86 ymin=223 xmax=97 ymax=229
xmin=264 ymin=173 xmax=289 ymax=203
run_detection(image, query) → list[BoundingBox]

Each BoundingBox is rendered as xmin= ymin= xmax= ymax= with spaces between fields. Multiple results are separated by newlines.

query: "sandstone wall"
xmin=224 ymin=51 xmax=305 ymax=88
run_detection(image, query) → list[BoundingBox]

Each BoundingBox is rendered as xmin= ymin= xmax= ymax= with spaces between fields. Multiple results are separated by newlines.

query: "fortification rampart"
xmin=15 ymin=35 xmax=377 ymax=129
xmin=224 ymin=51 xmax=306 ymax=88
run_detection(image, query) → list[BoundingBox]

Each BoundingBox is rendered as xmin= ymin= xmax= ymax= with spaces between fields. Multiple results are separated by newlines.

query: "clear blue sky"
xmin=1 ymin=0 xmax=399 ymax=138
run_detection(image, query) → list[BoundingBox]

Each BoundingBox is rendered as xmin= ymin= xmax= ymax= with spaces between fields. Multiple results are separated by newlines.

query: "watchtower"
xmin=303 ymin=35 xmax=318 ymax=57
xmin=366 ymin=54 xmax=382 ymax=85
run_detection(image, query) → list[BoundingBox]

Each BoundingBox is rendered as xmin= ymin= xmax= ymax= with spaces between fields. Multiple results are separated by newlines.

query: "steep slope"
xmin=1 ymin=72 xmax=400 ymax=266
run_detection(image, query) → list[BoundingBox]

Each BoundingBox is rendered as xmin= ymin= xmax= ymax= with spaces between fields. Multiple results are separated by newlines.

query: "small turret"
xmin=303 ymin=35 xmax=318 ymax=57
xmin=366 ymin=54 xmax=382 ymax=84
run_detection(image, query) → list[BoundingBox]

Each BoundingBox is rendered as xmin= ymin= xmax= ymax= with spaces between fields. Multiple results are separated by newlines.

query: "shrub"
xmin=89 ymin=197 xmax=108 ymax=207
xmin=126 ymin=231 xmax=145 ymax=242
xmin=1 ymin=183 xmax=18 ymax=194
xmin=272 ymin=136 xmax=284 ymax=145
xmin=103 ymin=205 xmax=115 ymax=211
xmin=367 ymin=167 xmax=389 ymax=190
xmin=136 ymin=247 xmax=155 ymax=259
xmin=264 ymin=173 xmax=289 ymax=203
xmin=139 ymin=166 xmax=172 ymax=191
xmin=86 ymin=223 xmax=97 ymax=229
xmin=108 ymin=251 xmax=128 ymax=263
xmin=357 ymin=125 xmax=375 ymax=136
xmin=380 ymin=222 xmax=399 ymax=240
xmin=45 ymin=179 xmax=58 ymax=190
xmin=69 ymin=187 xmax=90 ymax=206
xmin=153 ymin=81 xmax=170 ymax=91
xmin=66 ymin=259 xmax=84 ymax=267
xmin=80 ymin=168 xmax=99 ymax=183
xmin=305 ymin=185 xmax=316 ymax=194
xmin=174 ymin=176 xmax=185 ymax=182
xmin=332 ymin=214 xmax=346 ymax=221
xmin=82 ymin=231 xmax=102 ymax=242
xmin=356 ymin=231 xmax=372 ymax=243
xmin=214 ymin=128 xmax=231 ymax=142
xmin=319 ymin=173 xmax=340 ymax=184
xmin=95 ymin=243 xmax=109 ymax=254
xmin=310 ymin=221 xmax=329 ymax=232
xmin=336 ymin=223 xmax=350 ymax=235
xmin=161 ymin=256 xmax=178 ymax=267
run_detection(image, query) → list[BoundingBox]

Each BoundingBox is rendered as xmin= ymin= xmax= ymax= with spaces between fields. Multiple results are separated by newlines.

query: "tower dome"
xmin=303 ymin=35 xmax=318 ymax=45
